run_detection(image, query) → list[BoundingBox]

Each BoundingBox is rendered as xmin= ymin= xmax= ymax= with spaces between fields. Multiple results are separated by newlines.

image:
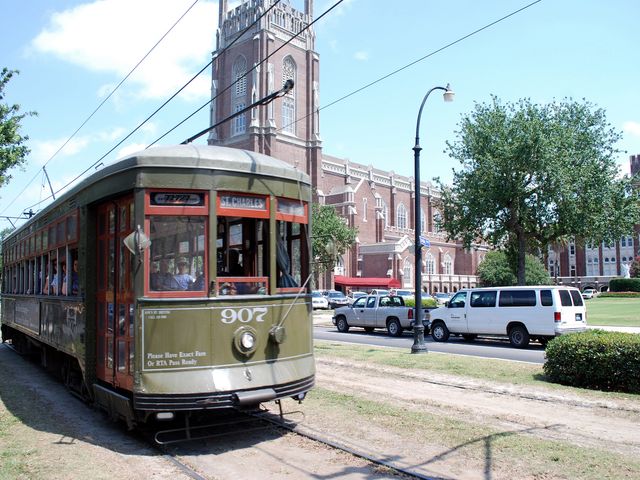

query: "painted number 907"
xmin=220 ymin=307 xmax=268 ymax=324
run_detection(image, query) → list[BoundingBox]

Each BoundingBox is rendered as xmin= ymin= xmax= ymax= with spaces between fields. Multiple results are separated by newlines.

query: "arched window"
xmin=232 ymin=56 xmax=247 ymax=136
xmin=396 ymin=203 xmax=407 ymax=230
xmin=432 ymin=210 xmax=442 ymax=233
xmin=443 ymin=253 xmax=453 ymax=275
xmin=425 ymin=252 xmax=435 ymax=274
xmin=282 ymin=57 xmax=296 ymax=134
xmin=362 ymin=198 xmax=368 ymax=222
xmin=403 ymin=258 xmax=412 ymax=284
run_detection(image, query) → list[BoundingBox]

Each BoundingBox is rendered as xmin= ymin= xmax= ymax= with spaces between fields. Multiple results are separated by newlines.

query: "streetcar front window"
xmin=148 ymin=216 xmax=206 ymax=293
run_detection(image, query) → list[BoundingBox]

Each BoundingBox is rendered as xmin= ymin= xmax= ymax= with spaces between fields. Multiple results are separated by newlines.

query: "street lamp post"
xmin=412 ymin=84 xmax=454 ymax=354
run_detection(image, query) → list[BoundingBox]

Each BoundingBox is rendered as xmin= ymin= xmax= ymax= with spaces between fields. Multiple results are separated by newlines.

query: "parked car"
xmin=428 ymin=286 xmax=587 ymax=348
xmin=582 ymin=288 xmax=596 ymax=299
xmin=311 ymin=290 xmax=329 ymax=309
xmin=434 ymin=292 xmax=452 ymax=305
xmin=325 ymin=290 xmax=349 ymax=309
xmin=332 ymin=294 xmax=426 ymax=337
xmin=347 ymin=291 xmax=367 ymax=305
xmin=391 ymin=288 xmax=414 ymax=299
xmin=370 ymin=289 xmax=389 ymax=296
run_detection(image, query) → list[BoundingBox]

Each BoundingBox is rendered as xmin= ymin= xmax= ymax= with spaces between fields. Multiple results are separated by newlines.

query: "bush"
xmin=599 ymin=292 xmax=640 ymax=298
xmin=404 ymin=297 xmax=438 ymax=309
xmin=544 ymin=330 xmax=640 ymax=393
xmin=608 ymin=278 xmax=640 ymax=292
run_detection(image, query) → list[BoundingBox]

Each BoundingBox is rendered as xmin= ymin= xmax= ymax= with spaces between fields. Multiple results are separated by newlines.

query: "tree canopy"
xmin=311 ymin=203 xmax=357 ymax=285
xmin=438 ymin=96 xmax=640 ymax=285
xmin=1 ymin=68 xmax=35 ymax=189
xmin=477 ymin=251 xmax=551 ymax=287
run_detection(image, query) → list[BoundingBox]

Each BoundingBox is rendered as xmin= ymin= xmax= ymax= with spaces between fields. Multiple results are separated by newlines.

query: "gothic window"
xmin=432 ymin=210 xmax=442 ymax=233
xmin=425 ymin=252 xmax=435 ymax=274
xmin=282 ymin=57 xmax=296 ymax=134
xmin=378 ymin=199 xmax=389 ymax=228
xmin=420 ymin=208 xmax=426 ymax=233
xmin=403 ymin=259 xmax=412 ymax=284
xmin=396 ymin=203 xmax=407 ymax=230
xmin=443 ymin=254 xmax=453 ymax=275
xmin=232 ymin=56 xmax=247 ymax=136
xmin=362 ymin=198 xmax=368 ymax=222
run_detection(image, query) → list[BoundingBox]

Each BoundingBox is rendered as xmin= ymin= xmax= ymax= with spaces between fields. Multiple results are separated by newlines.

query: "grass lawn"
xmin=585 ymin=296 xmax=640 ymax=327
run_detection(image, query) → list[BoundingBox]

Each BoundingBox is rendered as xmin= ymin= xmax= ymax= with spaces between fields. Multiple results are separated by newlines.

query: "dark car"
xmin=326 ymin=290 xmax=349 ymax=309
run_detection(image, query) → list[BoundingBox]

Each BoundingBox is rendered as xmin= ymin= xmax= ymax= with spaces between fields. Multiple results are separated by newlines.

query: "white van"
xmin=428 ymin=286 xmax=587 ymax=348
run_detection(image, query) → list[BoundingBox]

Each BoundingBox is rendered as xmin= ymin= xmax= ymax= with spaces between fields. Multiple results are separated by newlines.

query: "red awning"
xmin=333 ymin=276 xmax=401 ymax=289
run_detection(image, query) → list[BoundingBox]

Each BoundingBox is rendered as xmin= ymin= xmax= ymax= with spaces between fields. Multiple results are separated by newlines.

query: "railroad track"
xmin=145 ymin=404 xmax=442 ymax=480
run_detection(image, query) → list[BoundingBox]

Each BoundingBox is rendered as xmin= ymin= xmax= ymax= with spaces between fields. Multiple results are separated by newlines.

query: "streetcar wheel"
xmin=431 ymin=322 xmax=450 ymax=342
xmin=336 ymin=316 xmax=350 ymax=333
xmin=509 ymin=325 xmax=530 ymax=348
xmin=386 ymin=318 xmax=403 ymax=337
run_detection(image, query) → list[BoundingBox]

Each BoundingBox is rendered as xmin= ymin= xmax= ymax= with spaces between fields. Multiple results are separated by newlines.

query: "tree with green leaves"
xmin=477 ymin=250 xmax=551 ymax=287
xmin=311 ymin=203 xmax=357 ymax=287
xmin=1 ymin=68 xmax=36 ymax=189
xmin=438 ymin=96 xmax=640 ymax=285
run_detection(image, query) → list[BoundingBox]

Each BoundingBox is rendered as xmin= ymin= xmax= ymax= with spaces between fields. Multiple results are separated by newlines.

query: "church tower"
xmin=208 ymin=0 xmax=322 ymax=183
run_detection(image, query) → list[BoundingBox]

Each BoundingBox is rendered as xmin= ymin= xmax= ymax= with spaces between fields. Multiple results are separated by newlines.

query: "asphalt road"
xmin=313 ymin=311 xmax=546 ymax=364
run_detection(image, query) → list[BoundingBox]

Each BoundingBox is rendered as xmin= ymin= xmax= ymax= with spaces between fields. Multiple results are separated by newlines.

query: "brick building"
xmin=208 ymin=1 xmax=640 ymax=293
xmin=205 ymin=0 xmax=489 ymax=293
xmin=547 ymin=153 xmax=640 ymax=291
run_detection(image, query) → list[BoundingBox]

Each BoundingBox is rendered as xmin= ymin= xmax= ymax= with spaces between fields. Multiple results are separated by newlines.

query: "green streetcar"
xmin=1 ymin=145 xmax=314 ymax=430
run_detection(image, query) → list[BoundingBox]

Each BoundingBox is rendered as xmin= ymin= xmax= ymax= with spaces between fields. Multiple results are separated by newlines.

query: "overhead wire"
xmin=8 ymin=0 xmax=541 ymax=226
xmin=19 ymin=0 xmax=285 ymax=216
xmin=147 ymin=0 xmax=346 ymax=147
xmin=277 ymin=0 xmax=544 ymax=134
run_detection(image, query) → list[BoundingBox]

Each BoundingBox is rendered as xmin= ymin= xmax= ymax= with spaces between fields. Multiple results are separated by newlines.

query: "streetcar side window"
xmin=148 ymin=216 xmax=206 ymax=293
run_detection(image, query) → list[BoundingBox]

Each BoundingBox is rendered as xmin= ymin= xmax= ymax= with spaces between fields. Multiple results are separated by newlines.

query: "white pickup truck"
xmin=332 ymin=294 xmax=420 ymax=337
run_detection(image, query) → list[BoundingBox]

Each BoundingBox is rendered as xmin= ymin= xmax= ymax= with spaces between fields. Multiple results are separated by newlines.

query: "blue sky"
xmin=2 ymin=0 xmax=639 ymax=230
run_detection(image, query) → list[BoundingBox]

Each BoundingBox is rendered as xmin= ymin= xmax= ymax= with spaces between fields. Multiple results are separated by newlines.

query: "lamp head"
xmin=443 ymin=83 xmax=455 ymax=102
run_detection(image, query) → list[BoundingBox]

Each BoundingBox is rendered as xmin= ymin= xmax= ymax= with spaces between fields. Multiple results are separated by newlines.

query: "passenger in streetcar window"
xmin=71 ymin=259 xmax=79 ymax=295
xmin=150 ymin=259 xmax=172 ymax=290
xmin=191 ymin=271 xmax=205 ymax=291
xmin=227 ymin=249 xmax=244 ymax=276
xmin=60 ymin=261 xmax=68 ymax=295
xmin=173 ymin=260 xmax=194 ymax=290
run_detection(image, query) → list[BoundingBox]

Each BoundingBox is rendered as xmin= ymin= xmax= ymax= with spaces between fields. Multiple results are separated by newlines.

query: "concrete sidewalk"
xmin=588 ymin=325 xmax=640 ymax=334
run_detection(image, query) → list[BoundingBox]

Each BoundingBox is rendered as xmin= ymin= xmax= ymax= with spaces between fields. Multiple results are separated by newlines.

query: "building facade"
xmin=549 ymin=154 xmax=640 ymax=291
xmin=208 ymin=0 xmax=486 ymax=293
xmin=211 ymin=2 xmax=640 ymax=294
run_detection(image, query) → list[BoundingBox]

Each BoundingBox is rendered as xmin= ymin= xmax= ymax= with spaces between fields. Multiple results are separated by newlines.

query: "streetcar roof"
xmin=4 ymin=145 xmax=310 ymax=240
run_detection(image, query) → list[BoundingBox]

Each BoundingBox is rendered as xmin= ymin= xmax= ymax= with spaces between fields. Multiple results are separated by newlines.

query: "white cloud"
xmin=115 ymin=143 xmax=148 ymax=161
xmin=30 ymin=136 xmax=91 ymax=165
xmin=31 ymin=0 xmax=217 ymax=100
xmin=354 ymin=51 xmax=369 ymax=61
xmin=623 ymin=121 xmax=640 ymax=137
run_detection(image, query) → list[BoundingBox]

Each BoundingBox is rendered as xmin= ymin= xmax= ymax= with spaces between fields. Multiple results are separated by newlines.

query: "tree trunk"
xmin=517 ymin=232 xmax=526 ymax=285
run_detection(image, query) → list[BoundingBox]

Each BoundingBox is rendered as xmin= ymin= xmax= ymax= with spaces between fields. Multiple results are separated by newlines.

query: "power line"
xmin=147 ymin=0 xmax=345 ymax=148
xmin=279 ymin=0 xmax=544 ymax=134
xmin=20 ymin=0 xmax=286 ymax=215
xmin=1 ymin=0 xmax=202 ymax=217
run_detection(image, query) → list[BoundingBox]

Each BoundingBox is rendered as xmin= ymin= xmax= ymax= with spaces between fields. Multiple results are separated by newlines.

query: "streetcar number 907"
xmin=220 ymin=307 xmax=268 ymax=324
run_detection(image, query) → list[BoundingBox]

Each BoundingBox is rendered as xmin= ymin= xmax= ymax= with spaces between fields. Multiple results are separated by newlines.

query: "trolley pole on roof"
xmin=182 ymin=80 xmax=294 ymax=145
xmin=43 ymin=166 xmax=56 ymax=200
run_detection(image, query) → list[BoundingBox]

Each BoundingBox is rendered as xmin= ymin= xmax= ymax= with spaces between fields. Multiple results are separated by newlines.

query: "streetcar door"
xmin=96 ymin=196 xmax=135 ymax=390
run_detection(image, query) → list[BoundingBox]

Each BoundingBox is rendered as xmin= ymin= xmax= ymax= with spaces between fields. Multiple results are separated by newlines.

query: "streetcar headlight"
xmin=241 ymin=331 xmax=255 ymax=350
xmin=233 ymin=326 xmax=258 ymax=356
